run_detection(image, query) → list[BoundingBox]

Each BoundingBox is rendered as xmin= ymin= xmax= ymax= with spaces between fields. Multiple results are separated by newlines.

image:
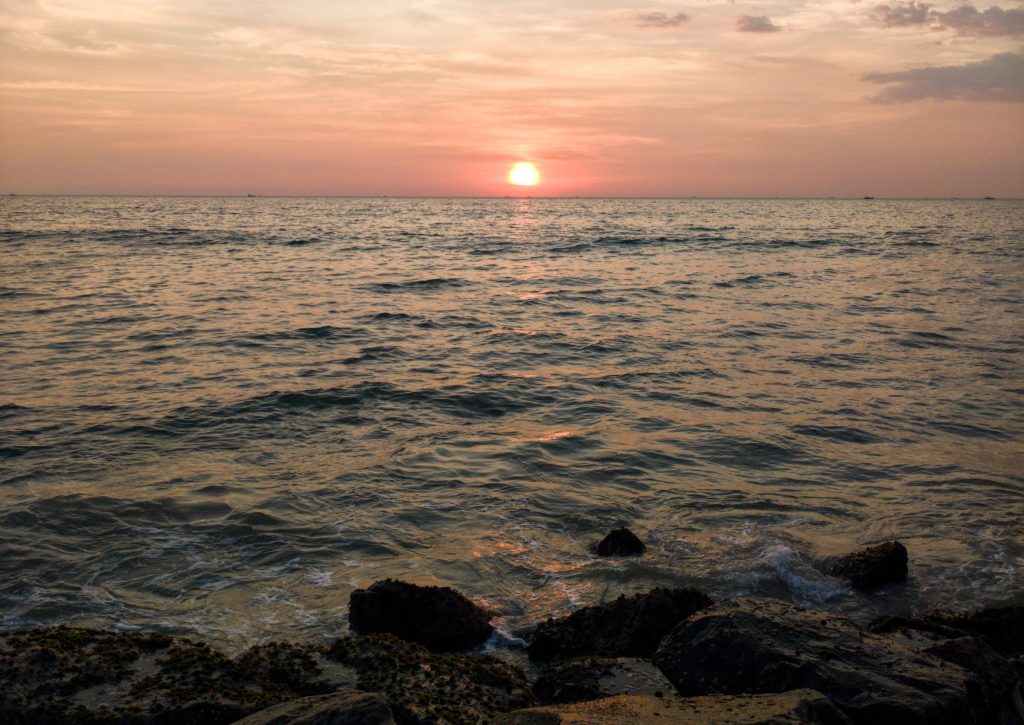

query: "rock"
xmin=595 ymin=528 xmax=645 ymax=557
xmin=325 ymin=633 xmax=534 ymax=723
xmin=870 ymin=605 xmax=1024 ymax=657
xmin=532 ymin=657 xmax=677 ymax=705
xmin=237 ymin=642 xmax=356 ymax=696
xmin=494 ymin=690 xmax=850 ymax=724
xmin=0 ymin=626 xmax=297 ymax=724
xmin=920 ymin=636 xmax=1017 ymax=719
xmin=231 ymin=691 xmax=395 ymax=724
xmin=865 ymin=618 xmax=1019 ymax=721
xmin=527 ymin=587 xmax=713 ymax=663
xmin=653 ymin=597 xmax=992 ymax=724
xmin=348 ymin=579 xmax=493 ymax=652
xmin=826 ymin=541 xmax=908 ymax=590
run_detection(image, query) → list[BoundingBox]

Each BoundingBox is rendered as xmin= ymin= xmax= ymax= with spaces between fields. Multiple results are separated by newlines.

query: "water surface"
xmin=1 ymin=197 xmax=1022 ymax=650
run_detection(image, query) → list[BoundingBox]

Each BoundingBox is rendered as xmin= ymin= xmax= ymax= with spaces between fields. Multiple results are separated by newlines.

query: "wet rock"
xmin=532 ymin=657 xmax=676 ymax=705
xmin=231 ymin=691 xmax=395 ymax=724
xmin=595 ymin=528 xmax=644 ymax=557
xmin=0 ymin=626 xmax=296 ymax=724
xmin=348 ymin=579 xmax=493 ymax=653
xmin=653 ymin=597 xmax=992 ymax=724
xmin=494 ymin=690 xmax=850 ymax=724
xmin=325 ymin=633 xmax=534 ymax=723
xmin=826 ymin=541 xmax=908 ymax=590
xmin=870 ymin=605 xmax=1024 ymax=657
xmin=527 ymin=587 xmax=713 ymax=662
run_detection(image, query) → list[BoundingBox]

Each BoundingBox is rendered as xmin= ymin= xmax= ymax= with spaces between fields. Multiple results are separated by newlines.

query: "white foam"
xmin=307 ymin=569 xmax=333 ymax=587
xmin=760 ymin=544 xmax=847 ymax=605
xmin=483 ymin=625 xmax=528 ymax=652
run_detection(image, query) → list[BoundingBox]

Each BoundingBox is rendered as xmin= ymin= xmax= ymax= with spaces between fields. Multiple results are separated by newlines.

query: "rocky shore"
xmin=2 ymin=537 xmax=1022 ymax=724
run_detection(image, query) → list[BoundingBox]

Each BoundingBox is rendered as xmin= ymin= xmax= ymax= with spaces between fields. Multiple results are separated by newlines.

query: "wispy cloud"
xmin=865 ymin=51 xmax=1024 ymax=102
xmin=1 ymin=0 xmax=1022 ymax=196
xmin=736 ymin=15 xmax=782 ymax=33
xmin=872 ymin=2 xmax=1024 ymax=36
xmin=634 ymin=11 xmax=690 ymax=28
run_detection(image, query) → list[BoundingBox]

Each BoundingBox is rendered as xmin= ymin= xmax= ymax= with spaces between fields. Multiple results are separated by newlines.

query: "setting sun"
xmin=508 ymin=162 xmax=540 ymax=187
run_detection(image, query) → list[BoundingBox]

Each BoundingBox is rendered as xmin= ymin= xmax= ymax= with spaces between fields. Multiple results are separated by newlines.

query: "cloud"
xmin=864 ymin=51 xmax=1024 ymax=102
xmin=871 ymin=2 xmax=1024 ymax=36
xmin=872 ymin=1 xmax=932 ymax=27
xmin=736 ymin=15 xmax=782 ymax=32
xmin=934 ymin=5 xmax=1024 ymax=36
xmin=634 ymin=11 xmax=690 ymax=28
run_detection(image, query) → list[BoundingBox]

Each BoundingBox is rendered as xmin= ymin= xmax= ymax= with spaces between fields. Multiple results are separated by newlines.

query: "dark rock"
xmin=826 ymin=541 xmax=908 ymax=590
xmin=326 ymin=633 xmax=534 ymax=723
xmin=0 ymin=626 xmax=297 ymax=724
xmin=231 ymin=691 xmax=395 ymax=724
xmin=494 ymin=690 xmax=851 ymax=724
xmin=532 ymin=657 xmax=676 ymax=705
xmin=866 ymin=615 xmax=1020 ymax=722
xmin=653 ymin=597 xmax=993 ymax=724
xmin=870 ymin=605 xmax=1024 ymax=657
xmin=595 ymin=528 xmax=645 ymax=557
xmin=533 ymin=659 xmax=614 ymax=705
xmin=527 ymin=587 xmax=713 ymax=662
xmin=921 ymin=636 xmax=1016 ymax=719
xmin=868 ymin=615 xmax=963 ymax=641
xmin=348 ymin=579 xmax=493 ymax=653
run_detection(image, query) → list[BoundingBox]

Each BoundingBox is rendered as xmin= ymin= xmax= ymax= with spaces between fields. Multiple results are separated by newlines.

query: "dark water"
xmin=1 ymin=196 xmax=1022 ymax=651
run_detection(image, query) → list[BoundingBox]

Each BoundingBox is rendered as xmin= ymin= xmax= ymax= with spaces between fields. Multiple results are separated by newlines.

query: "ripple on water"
xmin=0 ymin=196 xmax=1022 ymax=649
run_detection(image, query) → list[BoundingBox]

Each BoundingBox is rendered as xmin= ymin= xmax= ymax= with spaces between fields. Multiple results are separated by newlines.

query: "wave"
xmin=117 ymin=380 xmax=561 ymax=439
xmin=790 ymin=425 xmax=882 ymax=444
xmin=247 ymin=325 xmax=367 ymax=343
xmin=755 ymin=545 xmax=848 ymax=605
xmin=789 ymin=353 xmax=875 ymax=369
xmin=694 ymin=436 xmax=810 ymax=470
xmin=713 ymin=271 xmax=794 ymax=288
xmin=363 ymin=278 xmax=471 ymax=293
xmin=897 ymin=331 xmax=957 ymax=349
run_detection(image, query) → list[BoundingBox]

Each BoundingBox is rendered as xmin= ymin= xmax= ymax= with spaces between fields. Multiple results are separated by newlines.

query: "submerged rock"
xmin=826 ymin=541 xmax=908 ymax=590
xmin=652 ymin=597 xmax=998 ymax=724
xmin=231 ymin=691 xmax=394 ymax=725
xmin=532 ymin=657 xmax=676 ymax=705
xmin=495 ymin=690 xmax=850 ymax=724
xmin=325 ymin=633 xmax=533 ymax=723
xmin=348 ymin=579 xmax=493 ymax=653
xmin=595 ymin=528 xmax=645 ymax=557
xmin=527 ymin=587 xmax=713 ymax=662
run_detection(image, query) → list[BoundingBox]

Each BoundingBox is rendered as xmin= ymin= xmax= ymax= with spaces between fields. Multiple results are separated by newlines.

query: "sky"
xmin=1 ymin=0 xmax=1022 ymax=197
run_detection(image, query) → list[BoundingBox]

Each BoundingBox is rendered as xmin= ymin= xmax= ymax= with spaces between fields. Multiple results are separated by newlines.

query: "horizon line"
xmin=2 ymin=194 xmax=1019 ymax=201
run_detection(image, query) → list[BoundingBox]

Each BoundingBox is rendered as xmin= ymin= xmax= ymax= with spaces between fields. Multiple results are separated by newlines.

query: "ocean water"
xmin=1 ymin=196 xmax=1022 ymax=651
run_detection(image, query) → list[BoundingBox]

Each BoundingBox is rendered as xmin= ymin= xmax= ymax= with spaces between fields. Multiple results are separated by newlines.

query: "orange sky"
xmin=1 ymin=1 xmax=1022 ymax=197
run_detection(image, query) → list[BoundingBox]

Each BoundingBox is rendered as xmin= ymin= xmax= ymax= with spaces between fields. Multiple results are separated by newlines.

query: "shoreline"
xmin=3 ymin=539 xmax=1022 ymax=724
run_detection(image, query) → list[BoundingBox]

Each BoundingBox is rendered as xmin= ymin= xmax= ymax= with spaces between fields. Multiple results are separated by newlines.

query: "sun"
xmin=508 ymin=162 xmax=540 ymax=186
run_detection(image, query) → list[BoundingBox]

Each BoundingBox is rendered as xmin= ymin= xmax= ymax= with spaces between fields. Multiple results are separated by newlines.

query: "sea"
xmin=1 ymin=196 xmax=1022 ymax=652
